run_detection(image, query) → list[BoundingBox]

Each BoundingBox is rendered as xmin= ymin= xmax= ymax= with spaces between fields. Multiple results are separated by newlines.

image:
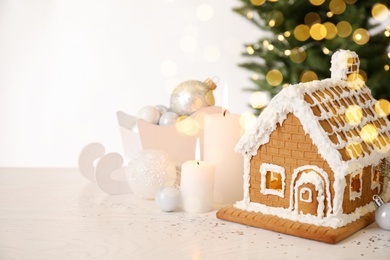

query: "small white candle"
xmin=204 ymin=83 xmax=244 ymax=204
xmin=180 ymin=138 xmax=215 ymax=213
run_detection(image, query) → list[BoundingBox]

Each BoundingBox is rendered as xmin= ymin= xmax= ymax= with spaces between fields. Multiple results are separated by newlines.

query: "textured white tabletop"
xmin=0 ymin=168 xmax=389 ymax=259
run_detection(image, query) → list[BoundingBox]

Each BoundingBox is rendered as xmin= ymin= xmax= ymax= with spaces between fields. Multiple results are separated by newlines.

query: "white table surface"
xmin=0 ymin=168 xmax=389 ymax=260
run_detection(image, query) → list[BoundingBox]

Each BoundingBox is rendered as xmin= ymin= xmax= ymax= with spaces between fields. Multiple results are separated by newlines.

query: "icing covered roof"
xmin=236 ymin=50 xmax=390 ymax=176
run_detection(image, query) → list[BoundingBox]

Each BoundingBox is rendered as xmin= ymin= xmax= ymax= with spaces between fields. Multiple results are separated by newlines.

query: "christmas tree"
xmin=234 ymin=0 xmax=390 ymax=114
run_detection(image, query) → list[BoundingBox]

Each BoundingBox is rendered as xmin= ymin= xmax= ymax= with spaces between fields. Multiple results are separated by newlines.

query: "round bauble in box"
xmin=126 ymin=149 xmax=176 ymax=199
xmin=170 ymin=78 xmax=217 ymax=116
xmin=155 ymin=186 xmax=181 ymax=212
xmin=155 ymin=104 xmax=169 ymax=115
xmin=137 ymin=106 xmax=161 ymax=124
xmin=159 ymin=111 xmax=179 ymax=126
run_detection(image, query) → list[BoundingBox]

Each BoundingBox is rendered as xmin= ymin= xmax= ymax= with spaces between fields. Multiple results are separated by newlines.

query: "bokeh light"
xmin=250 ymin=91 xmax=271 ymax=109
xmin=304 ymin=12 xmax=321 ymax=26
xmin=294 ymin=24 xmax=310 ymax=41
xmin=374 ymin=99 xmax=390 ymax=117
xmin=196 ymin=4 xmax=214 ymax=21
xmin=324 ymin=22 xmax=337 ymax=39
xmin=329 ymin=0 xmax=346 ymax=15
xmin=290 ymin=47 xmax=306 ymax=63
xmin=310 ymin=23 xmax=327 ymax=40
xmin=337 ymin=21 xmax=352 ymax=38
xmin=309 ymin=0 xmax=325 ymax=6
xmin=353 ymin=28 xmax=370 ymax=45
xmin=372 ymin=3 xmax=389 ymax=21
xmin=360 ymin=124 xmax=378 ymax=143
xmin=345 ymin=105 xmax=363 ymax=126
xmin=300 ymin=70 xmax=318 ymax=82
xmin=267 ymin=10 xmax=284 ymax=27
xmin=250 ymin=0 xmax=266 ymax=6
xmin=266 ymin=69 xmax=283 ymax=86
xmin=239 ymin=112 xmax=257 ymax=130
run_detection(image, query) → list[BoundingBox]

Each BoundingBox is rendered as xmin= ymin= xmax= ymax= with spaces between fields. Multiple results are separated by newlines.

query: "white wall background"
xmin=0 ymin=0 xmax=259 ymax=167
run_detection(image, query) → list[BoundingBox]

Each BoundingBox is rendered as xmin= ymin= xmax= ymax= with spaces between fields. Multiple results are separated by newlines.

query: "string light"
xmin=247 ymin=46 xmax=255 ymax=55
xmin=277 ymin=35 xmax=285 ymax=41
xmin=247 ymin=11 xmax=254 ymax=19
xmin=322 ymin=47 xmax=330 ymax=55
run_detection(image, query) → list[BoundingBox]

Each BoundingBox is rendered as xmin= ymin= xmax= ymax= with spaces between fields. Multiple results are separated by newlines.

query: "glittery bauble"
xmin=126 ymin=149 xmax=176 ymax=199
xmin=154 ymin=104 xmax=169 ymax=115
xmin=155 ymin=186 xmax=180 ymax=212
xmin=170 ymin=78 xmax=217 ymax=116
xmin=137 ymin=106 xmax=161 ymax=124
xmin=373 ymin=195 xmax=390 ymax=230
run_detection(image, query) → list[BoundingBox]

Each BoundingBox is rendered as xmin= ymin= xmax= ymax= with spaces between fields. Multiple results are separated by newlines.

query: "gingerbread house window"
xmin=371 ymin=166 xmax=380 ymax=191
xmin=260 ymin=163 xmax=285 ymax=198
xmin=350 ymin=169 xmax=363 ymax=201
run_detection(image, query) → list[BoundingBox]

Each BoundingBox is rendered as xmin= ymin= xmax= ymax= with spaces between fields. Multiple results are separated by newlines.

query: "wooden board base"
xmin=216 ymin=205 xmax=375 ymax=244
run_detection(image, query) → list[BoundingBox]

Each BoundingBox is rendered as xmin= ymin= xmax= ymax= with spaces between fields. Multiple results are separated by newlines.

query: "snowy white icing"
xmin=330 ymin=49 xmax=359 ymax=81
xmin=234 ymin=50 xmax=390 ymax=228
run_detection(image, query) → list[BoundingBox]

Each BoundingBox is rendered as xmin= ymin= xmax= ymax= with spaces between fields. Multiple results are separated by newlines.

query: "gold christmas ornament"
xmin=169 ymin=78 xmax=217 ymax=116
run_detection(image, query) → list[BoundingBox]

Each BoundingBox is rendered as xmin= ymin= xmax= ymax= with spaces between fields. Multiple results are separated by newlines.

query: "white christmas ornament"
xmin=159 ymin=111 xmax=179 ymax=126
xmin=170 ymin=78 xmax=217 ymax=116
xmin=137 ymin=106 xmax=161 ymax=124
xmin=126 ymin=149 xmax=176 ymax=199
xmin=373 ymin=195 xmax=390 ymax=230
xmin=155 ymin=105 xmax=169 ymax=115
xmin=155 ymin=186 xmax=181 ymax=212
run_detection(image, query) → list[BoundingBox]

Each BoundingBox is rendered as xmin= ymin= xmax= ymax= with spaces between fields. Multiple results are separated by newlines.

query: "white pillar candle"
xmin=204 ymin=83 xmax=244 ymax=204
xmin=180 ymin=138 xmax=215 ymax=213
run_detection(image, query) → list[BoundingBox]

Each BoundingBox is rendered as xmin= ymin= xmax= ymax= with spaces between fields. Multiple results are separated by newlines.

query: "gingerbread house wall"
xmin=342 ymin=165 xmax=384 ymax=214
xmin=249 ymin=113 xmax=335 ymax=215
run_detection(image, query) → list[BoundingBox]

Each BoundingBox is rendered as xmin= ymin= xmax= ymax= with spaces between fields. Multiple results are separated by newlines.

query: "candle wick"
xmin=223 ymin=109 xmax=227 ymax=117
xmin=197 ymin=161 xmax=200 ymax=165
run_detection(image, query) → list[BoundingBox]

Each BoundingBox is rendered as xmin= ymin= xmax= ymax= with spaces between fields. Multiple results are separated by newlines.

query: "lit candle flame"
xmin=195 ymin=137 xmax=201 ymax=164
xmin=222 ymin=83 xmax=228 ymax=116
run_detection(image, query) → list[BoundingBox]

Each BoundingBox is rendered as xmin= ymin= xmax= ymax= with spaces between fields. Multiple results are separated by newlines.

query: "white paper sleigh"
xmin=117 ymin=106 xmax=222 ymax=166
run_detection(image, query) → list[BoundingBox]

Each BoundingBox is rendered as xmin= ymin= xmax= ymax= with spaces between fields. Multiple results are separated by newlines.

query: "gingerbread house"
xmin=217 ymin=50 xmax=390 ymax=244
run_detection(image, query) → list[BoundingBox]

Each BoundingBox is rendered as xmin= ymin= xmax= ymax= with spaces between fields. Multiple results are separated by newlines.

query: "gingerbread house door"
xmin=291 ymin=167 xmax=330 ymax=218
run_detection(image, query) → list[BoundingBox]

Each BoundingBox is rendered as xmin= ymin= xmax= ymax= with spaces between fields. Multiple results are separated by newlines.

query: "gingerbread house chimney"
xmin=330 ymin=49 xmax=360 ymax=81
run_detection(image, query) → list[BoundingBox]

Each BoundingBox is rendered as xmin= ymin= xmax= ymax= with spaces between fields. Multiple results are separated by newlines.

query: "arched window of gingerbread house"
xmin=259 ymin=163 xmax=286 ymax=198
xmin=350 ymin=169 xmax=363 ymax=201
